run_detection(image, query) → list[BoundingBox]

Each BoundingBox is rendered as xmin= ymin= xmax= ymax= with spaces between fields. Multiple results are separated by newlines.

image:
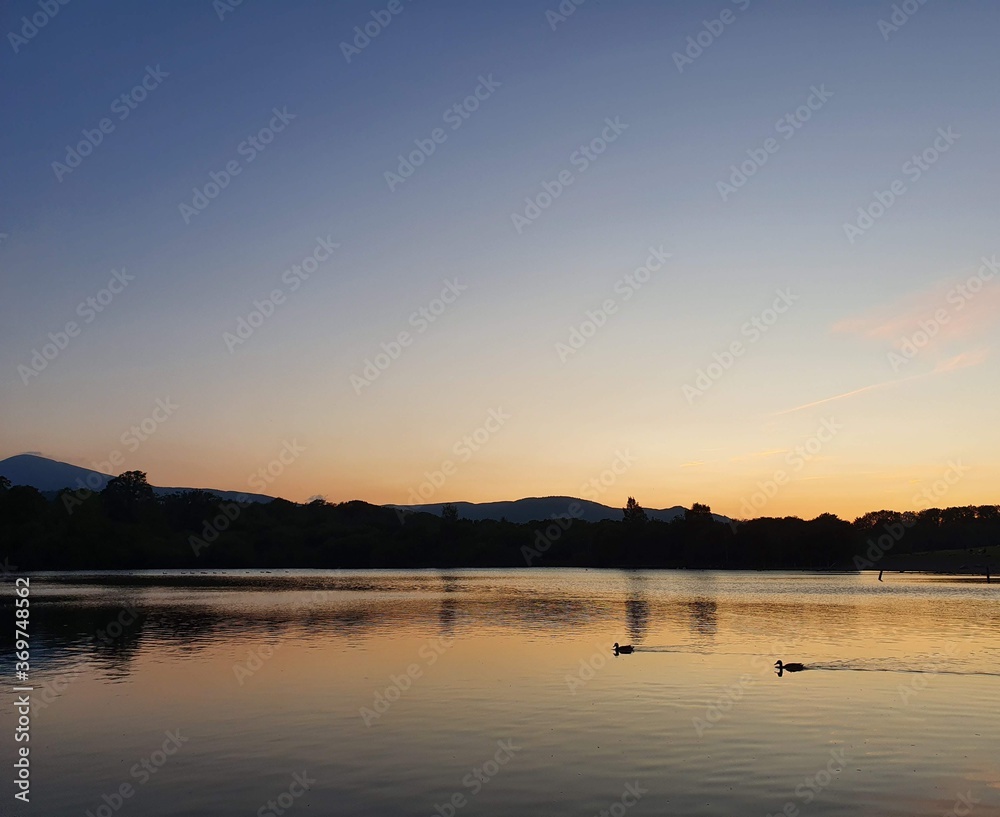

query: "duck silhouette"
xmin=774 ymin=660 xmax=805 ymax=676
xmin=613 ymin=642 xmax=634 ymax=656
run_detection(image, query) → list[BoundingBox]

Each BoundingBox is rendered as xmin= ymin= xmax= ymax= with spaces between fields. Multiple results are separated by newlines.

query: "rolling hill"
xmin=1 ymin=454 xmax=728 ymax=522
xmin=389 ymin=497 xmax=729 ymax=524
xmin=0 ymin=454 xmax=274 ymax=503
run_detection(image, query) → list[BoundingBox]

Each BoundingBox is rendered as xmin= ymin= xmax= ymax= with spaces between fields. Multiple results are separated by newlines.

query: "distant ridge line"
xmin=0 ymin=454 xmax=730 ymax=522
xmin=387 ymin=496 xmax=730 ymax=524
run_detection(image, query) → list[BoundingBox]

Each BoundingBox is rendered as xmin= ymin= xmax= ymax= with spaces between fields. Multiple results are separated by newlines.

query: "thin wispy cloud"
xmin=775 ymin=379 xmax=906 ymax=415
xmin=798 ymin=263 xmax=998 ymax=418
xmin=774 ymin=348 xmax=988 ymax=416
xmin=933 ymin=348 xmax=990 ymax=372
xmin=833 ymin=263 xmax=1000 ymax=347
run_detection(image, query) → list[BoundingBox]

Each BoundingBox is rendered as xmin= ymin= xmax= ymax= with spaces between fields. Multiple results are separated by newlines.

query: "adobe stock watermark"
xmin=350 ymin=278 xmax=466 ymax=394
xmin=33 ymin=606 xmax=140 ymax=714
xmin=178 ymin=107 xmax=296 ymax=224
xmin=693 ymin=672 xmax=755 ymax=736
xmin=897 ymin=633 xmax=976 ymax=705
xmin=590 ymin=782 xmax=648 ymax=817
xmin=716 ymin=85 xmax=833 ymax=202
xmin=57 ymin=398 xmax=179 ymax=514
xmin=555 ymin=245 xmax=671 ymax=363
xmin=91 ymin=397 xmax=180 ymax=472
xmin=852 ymin=514 xmax=915 ymax=572
xmin=877 ymin=0 xmax=932 ymax=41
xmin=233 ymin=641 xmax=282 ymax=685
xmin=385 ymin=74 xmax=501 ymax=191
xmin=213 ymin=0 xmax=248 ymax=22
xmin=522 ymin=500 xmax=585 ymax=566
xmin=7 ymin=0 xmax=72 ymax=54
xmin=222 ymin=235 xmax=339 ymax=353
xmin=852 ymin=460 xmax=968 ymax=570
xmin=190 ymin=441 xmax=306 ymax=555
xmin=565 ymin=643 xmax=611 ymax=693
xmin=545 ymin=0 xmax=592 ymax=31
xmin=17 ymin=268 xmax=134 ymax=385
xmin=887 ymin=255 xmax=998 ymax=372
xmin=913 ymin=459 xmax=970 ymax=510
xmin=188 ymin=498 xmax=247 ymax=557
xmin=83 ymin=730 xmax=188 ymax=817
xmin=580 ymin=448 xmax=638 ymax=503
xmin=940 ymin=790 xmax=983 ymax=817
xmin=52 ymin=395 xmax=177 ymax=510
xmin=51 ymin=65 xmax=169 ymax=182
xmin=682 ymin=288 xmax=798 ymax=403
xmin=249 ymin=439 xmax=306 ymax=493
xmin=359 ymin=635 xmax=454 ymax=726
xmin=672 ymin=0 xmax=752 ymax=73
xmin=510 ymin=117 xmax=628 ymax=234
xmin=764 ymin=748 xmax=848 ymax=817
xmin=731 ymin=418 xmax=842 ymax=520
xmin=32 ymin=660 xmax=86 ymax=715
xmin=340 ymin=0 xmax=412 ymax=63
xmin=692 ymin=649 xmax=795 ymax=736
xmin=428 ymin=740 xmax=521 ymax=817
xmin=401 ymin=408 xmax=511 ymax=504
xmin=255 ymin=772 xmax=316 ymax=817
xmin=523 ymin=449 xmax=639 ymax=565
xmin=842 ymin=126 xmax=959 ymax=244
xmin=57 ymin=478 xmax=106 ymax=516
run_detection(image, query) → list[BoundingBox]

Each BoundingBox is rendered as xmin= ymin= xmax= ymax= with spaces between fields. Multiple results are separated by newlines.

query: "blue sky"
xmin=2 ymin=0 xmax=999 ymax=517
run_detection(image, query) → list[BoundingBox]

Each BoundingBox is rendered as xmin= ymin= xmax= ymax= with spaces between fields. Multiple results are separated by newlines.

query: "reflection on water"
xmin=1 ymin=569 xmax=998 ymax=816
xmin=438 ymin=574 xmax=458 ymax=637
xmin=688 ymin=598 xmax=718 ymax=639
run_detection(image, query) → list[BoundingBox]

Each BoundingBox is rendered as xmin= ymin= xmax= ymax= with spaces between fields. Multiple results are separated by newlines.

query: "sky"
xmin=2 ymin=0 xmax=999 ymax=520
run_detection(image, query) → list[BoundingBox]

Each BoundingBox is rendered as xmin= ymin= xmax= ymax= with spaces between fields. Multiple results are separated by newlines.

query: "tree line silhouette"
xmin=1 ymin=473 xmax=996 ymax=571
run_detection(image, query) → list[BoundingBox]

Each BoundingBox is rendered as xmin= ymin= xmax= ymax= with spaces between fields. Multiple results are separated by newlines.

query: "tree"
xmin=941 ymin=505 xmax=976 ymax=526
xmin=685 ymin=502 xmax=713 ymax=523
xmin=623 ymin=497 xmax=647 ymax=525
xmin=102 ymin=470 xmax=155 ymax=521
xmin=976 ymin=505 xmax=1000 ymax=521
xmin=853 ymin=509 xmax=904 ymax=531
xmin=442 ymin=503 xmax=459 ymax=523
xmin=161 ymin=490 xmax=222 ymax=531
xmin=0 ymin=485 xmax=48 ymax=526
xmin=0 ymin=475 xmax=10 ymax=491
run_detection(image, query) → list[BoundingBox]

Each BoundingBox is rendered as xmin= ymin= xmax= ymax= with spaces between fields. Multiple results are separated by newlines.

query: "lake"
xmin=5 ymin=570 xmax=999 ymax=816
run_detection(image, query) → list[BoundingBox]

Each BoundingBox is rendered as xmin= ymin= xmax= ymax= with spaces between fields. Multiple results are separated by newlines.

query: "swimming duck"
xmin=613 ymin=642 xmax=634 ymax=655
xmin=774 ymin=660 xmax=805 ymax=675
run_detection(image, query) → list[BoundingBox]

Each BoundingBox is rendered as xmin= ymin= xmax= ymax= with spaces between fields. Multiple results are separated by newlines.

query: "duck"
xmin=774 ymin=660 xmax=805 ymax=675
xmin=613 ymin=642 xmax=634 ymax=655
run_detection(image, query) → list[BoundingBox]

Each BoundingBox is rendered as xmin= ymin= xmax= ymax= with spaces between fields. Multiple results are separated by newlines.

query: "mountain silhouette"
xmin=0 ymin=455 xmax=730 ymax=522
xmin=390 ymin=498 xmax=730 ymax=524
xmin=0 ymin=454 xmax=273 ymax=503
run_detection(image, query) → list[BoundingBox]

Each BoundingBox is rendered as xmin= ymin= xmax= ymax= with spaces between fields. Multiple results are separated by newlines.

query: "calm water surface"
xmin=3 ymin=570 xmax=999 ymax=816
